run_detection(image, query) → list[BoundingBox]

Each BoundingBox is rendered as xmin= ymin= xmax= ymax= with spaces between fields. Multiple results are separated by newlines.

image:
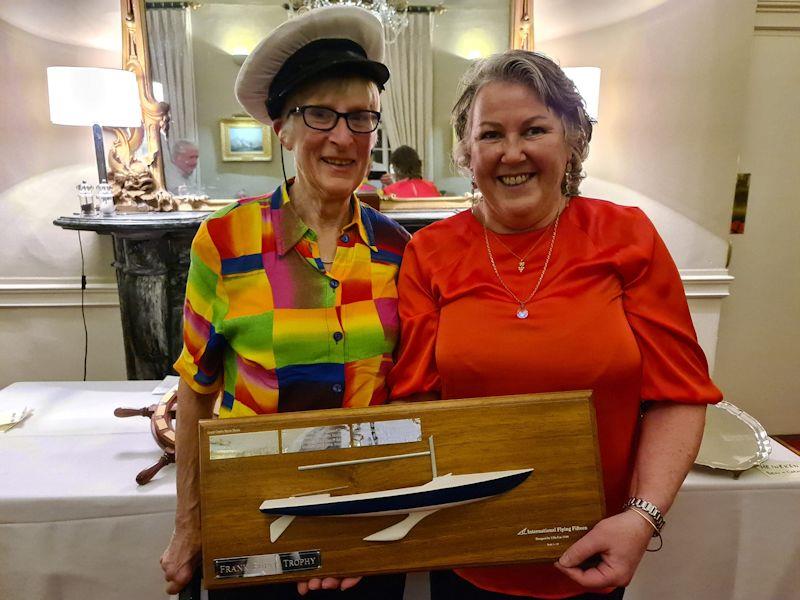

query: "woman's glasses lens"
xmin=297 ymin=106 xmax=380 ymax=133
xmin=347 ymin=112 xmax=379 ymax=132
xmin=304 ymin=106 xmax=337 ymax=129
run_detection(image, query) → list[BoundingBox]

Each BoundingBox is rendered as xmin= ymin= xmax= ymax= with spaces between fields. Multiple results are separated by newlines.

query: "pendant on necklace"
xmin=516 ymin=306 xmax=529 ymax=319
xmin=518 ymin=261 xmax=526 ymax=273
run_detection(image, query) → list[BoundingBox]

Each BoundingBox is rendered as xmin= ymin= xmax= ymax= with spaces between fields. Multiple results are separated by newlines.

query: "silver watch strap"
xmin=624 ymin=497 xmax=666 ymax=531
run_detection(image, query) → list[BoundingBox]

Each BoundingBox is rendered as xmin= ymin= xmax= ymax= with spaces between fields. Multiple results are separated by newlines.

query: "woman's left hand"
xmin=554 ymin=510 xmax=653 ymax=589
xmin=297 ymin=576 xmax=362 ymax=595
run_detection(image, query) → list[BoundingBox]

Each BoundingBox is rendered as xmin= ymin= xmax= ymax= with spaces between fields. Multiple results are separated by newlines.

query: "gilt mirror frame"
xmin=113 ymin=0 xmax=169 ymax=192
xmin=116 ymin=0 xmax=533 ymax=207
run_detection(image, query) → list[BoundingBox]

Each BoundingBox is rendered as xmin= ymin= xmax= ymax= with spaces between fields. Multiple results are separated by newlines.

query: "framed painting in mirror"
xmin=220 ymin=116 xmax=272 ymax=162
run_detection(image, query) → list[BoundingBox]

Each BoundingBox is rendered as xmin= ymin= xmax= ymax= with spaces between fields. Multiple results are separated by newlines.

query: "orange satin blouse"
xmin=388 ymin=196 xmax=721 ymax=598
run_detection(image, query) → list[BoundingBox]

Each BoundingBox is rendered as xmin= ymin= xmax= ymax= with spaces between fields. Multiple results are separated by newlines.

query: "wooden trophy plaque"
xmin=198 ymin=391 xmax=605 ymax=589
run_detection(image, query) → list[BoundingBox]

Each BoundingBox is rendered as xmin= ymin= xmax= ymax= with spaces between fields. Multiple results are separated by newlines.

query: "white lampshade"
xmin=47 ymin=67 xmax=142 ymax=127
xmin=562 ymin=67 xmax=601 ymax=122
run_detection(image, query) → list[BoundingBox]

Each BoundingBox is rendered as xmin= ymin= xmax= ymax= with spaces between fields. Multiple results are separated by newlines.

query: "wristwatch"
xmin=623 ymin=497 xmax=665 ymax=532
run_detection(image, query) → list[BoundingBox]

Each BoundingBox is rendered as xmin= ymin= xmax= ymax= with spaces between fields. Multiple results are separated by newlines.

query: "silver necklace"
xmin=482 ymin=211 xmax=560 ymax=319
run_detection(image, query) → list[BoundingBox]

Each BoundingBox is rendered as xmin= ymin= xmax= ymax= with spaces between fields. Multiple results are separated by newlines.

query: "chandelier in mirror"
xmin=285 ymin=1 xmax=410 ymax=44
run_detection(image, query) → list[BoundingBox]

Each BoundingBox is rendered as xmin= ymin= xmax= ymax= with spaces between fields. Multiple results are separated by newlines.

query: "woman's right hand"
xmin=554 ymin=510 xmax=652 ymax=589
xmin=160 ymin=527 xmax=202 ymax=595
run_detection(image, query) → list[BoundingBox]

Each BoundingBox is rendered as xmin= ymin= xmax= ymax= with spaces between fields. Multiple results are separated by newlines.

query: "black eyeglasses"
xmin=289 ymin=105 xmax=381 ymax=134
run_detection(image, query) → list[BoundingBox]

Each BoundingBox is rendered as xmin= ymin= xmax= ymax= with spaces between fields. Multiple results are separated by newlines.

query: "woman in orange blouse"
xmin=389 ymin=50 xmax=721 ymax=599
xmin=381 ymin=145 xmax=441 ymax=198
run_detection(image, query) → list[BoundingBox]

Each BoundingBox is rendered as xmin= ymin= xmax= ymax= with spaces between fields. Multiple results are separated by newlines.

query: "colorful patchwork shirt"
xmin=174 ymin=183 xmax=410 ymax=417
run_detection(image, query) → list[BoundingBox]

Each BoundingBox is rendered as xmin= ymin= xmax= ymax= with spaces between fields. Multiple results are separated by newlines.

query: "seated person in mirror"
xmin=164 ymin=139 xmax=200 ymax=194
xmin=381 ymin=145 xmax=441 ymax=198
xmin=159 ymin=6 xmax=409 ymax=599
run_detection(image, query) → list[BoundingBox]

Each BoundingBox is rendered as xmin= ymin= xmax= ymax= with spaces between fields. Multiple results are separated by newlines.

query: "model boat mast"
xmin=297 ymin=435 xmax=438 ymax=477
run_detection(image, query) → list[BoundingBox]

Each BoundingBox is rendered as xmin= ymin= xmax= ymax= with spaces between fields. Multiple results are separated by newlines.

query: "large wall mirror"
xmin=123 ymin=0 xmax=530 ymax=203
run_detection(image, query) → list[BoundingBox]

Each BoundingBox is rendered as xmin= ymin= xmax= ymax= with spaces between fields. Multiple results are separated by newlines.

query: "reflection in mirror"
xmin=141 ymin=0 xmax=511 ymax=200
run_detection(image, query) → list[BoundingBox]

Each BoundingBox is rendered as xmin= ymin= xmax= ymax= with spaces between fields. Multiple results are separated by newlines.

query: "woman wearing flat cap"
xmin=160 ymin=6 xmax=409 ymax=599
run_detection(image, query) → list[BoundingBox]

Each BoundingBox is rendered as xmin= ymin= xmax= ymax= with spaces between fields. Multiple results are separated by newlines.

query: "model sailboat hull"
xmin=260 ymin=469 xmax=532 ymax=518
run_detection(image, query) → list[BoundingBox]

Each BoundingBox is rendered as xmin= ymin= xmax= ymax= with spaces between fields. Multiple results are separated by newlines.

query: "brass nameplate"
xmin=214 ymin=550 xmax=322 ymax=579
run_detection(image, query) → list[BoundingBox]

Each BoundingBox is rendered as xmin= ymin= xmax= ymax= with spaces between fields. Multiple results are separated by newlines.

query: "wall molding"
xmin=679 ymin=269 xmax=734 ymax=299
xmin=757 ymin=1 xmax=800 ymax=13
xmin=0 ymin=277 xmax=120 ymax=308
xmin=755 ymin=1 xmax=800 ymax=32
xmin=1 ymin=271 xmax=732 ymax=307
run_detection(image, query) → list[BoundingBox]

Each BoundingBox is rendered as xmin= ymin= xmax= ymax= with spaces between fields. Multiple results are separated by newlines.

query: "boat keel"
xmin=269 ymin=515 xmax=296 ymax=542
xmin=362 ymin=509 xmax=440 ymax=542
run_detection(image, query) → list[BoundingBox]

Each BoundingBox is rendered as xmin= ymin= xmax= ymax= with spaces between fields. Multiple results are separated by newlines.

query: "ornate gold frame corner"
xmin=510 ymin=0 xmax=534 ymax=50
xmin=109 ymin=0 xmax=176 ymax=212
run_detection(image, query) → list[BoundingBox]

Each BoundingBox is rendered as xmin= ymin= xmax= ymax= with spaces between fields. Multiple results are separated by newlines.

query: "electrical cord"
xmin=77 ymin=231 xmax=88 ymax=381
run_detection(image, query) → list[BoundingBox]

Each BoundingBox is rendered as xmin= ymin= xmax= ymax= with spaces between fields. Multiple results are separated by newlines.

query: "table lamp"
xmin=47 ymin=66 xmax=143 ymax=183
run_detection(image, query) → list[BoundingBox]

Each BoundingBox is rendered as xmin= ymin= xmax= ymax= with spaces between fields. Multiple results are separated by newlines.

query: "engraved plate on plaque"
xmin=281 ymin=419 xmax=423 ymax=453
xmin=350 ymin=418 xmax=422 ymax=447
xmin=214 ymin=551 xmax=322 ymax=579
xmin=282 ymin=425 xmax=352 ymax=453
xmin=209 ymin=430 xmax=279 ymax=461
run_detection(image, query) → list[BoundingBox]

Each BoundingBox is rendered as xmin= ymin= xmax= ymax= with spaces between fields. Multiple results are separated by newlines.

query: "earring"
xmin=563 ymin=159 xmax=578 ymax=195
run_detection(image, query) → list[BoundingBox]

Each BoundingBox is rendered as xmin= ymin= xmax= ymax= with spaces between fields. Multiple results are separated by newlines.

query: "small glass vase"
xmin=77 ymin=181 xmax=95 ymax=217
xmin=96 ymin=181 xmax=115 ymax=216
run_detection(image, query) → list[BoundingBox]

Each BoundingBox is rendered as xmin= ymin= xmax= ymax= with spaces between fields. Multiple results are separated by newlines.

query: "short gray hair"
xmin=171 ymin=139 xmax=198 ymax=157
xmin=452 ymin=50 xmax=594 ymax=197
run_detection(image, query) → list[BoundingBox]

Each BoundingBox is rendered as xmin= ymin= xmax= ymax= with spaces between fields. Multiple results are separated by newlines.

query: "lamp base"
xmin=92 ymin=123 xmax=108 ymax=183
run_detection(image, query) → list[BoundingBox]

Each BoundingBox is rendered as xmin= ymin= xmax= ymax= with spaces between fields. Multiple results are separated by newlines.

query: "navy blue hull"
xmin=260 ymin=470 xmax=531 ymax=517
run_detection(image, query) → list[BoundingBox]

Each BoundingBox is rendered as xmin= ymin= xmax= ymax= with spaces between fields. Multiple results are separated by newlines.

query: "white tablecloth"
xmin=1 ymin=382 xmax=798 ymax=600
xmin=0 ymin=381 xmax=176 ymax=600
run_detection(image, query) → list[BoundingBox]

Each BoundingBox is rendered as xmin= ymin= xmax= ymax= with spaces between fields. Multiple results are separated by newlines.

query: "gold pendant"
xmin=518 ymin=261 xmax=525 ymax=273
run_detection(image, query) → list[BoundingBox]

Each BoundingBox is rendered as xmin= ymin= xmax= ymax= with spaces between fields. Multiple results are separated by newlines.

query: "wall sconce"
xmin=562 ymin=67 xmax=601 ymax=122
xmin=47 ymin=67 xmax=143 ymax=183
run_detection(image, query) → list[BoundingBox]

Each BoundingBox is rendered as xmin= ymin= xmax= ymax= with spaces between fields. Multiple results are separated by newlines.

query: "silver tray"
xmin=695 ymin=401 xmax=772 ymax=471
